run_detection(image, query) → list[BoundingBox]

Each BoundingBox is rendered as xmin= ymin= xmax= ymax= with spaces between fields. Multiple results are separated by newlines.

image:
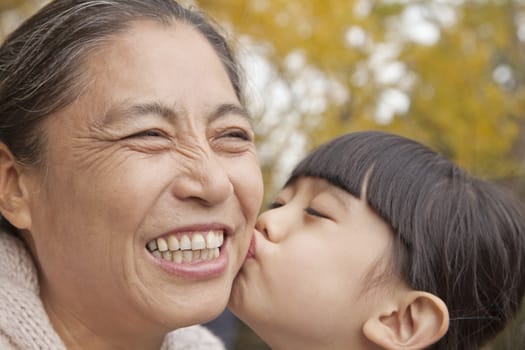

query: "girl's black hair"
xmin=287 ymin=131 xmax=525 ymax=350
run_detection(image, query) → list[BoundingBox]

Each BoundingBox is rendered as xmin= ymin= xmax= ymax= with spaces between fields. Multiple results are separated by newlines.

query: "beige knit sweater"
xmin=0 ymin=231 xmax=225 ymax=350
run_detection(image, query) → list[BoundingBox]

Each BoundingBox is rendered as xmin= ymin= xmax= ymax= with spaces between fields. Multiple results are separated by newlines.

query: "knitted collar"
xmin=0 ymin=232 xmax=224 ymax=350
xmin=0 ymin=231 xmax=67 ymax=349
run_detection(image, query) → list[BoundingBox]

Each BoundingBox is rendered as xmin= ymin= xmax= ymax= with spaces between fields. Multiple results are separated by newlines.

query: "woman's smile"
xmin=145 ymin=225 xmax=231 ymax=278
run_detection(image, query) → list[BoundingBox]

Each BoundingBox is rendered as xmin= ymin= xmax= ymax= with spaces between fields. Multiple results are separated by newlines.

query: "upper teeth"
xmin=147 ymin=230 xmax=224 ymax=254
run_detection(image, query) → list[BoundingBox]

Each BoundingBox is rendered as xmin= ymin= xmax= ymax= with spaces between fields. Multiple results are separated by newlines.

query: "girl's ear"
xmin=0 ymin=143 xmax=32 ymax=230
xmin=363 ymin=291 xmax=449 ymax=350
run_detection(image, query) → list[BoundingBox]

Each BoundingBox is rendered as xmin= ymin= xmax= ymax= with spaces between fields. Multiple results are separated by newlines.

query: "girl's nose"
xmin=255 ymin=207 xmax=289 ymax=243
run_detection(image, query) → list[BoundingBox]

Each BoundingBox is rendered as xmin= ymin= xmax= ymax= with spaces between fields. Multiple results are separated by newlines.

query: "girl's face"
xmin=230 ymin=177 xmax=399 ymax=349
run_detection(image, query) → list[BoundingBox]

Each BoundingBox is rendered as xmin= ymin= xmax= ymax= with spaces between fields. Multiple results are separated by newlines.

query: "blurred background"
xmin=2 ymin=0 xmax=524 ymax=349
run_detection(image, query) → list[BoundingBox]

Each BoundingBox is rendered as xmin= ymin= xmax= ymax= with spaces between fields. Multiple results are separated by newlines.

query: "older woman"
xmin=0 ymin=0 xmax=263 ymax=349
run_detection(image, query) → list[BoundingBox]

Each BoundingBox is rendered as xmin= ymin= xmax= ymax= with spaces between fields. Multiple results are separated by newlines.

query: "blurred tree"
xmin=199 ymin=0 xmax=525 ymax=199
xmin=0 ymin=0 xmax=26 ymax=11
xmin=0 ymin=0 xmax=44 ymax=37
xmin=5 ymin=0 xmax=524 ymax=194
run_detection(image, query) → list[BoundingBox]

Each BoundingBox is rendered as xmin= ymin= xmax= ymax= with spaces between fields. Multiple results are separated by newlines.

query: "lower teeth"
xmin=151 ymin=247 xmax=220 ymax=264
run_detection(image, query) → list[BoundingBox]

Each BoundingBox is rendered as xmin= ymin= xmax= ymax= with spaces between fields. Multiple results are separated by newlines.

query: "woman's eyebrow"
xmin=208 ymin=103 xmax=252 ymax=122
xmin=101 ymin=101 xmax=179 ymax=125
xmin=101 ymin=101 xmax=251 ymax=125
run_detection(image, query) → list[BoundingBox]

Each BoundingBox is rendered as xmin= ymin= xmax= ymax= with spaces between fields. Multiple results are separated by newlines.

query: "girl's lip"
xmin=245 ymin=230 xmax=257 ymax=260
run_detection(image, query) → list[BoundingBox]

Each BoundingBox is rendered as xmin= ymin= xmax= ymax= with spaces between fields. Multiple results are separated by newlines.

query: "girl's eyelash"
xmin=304 ymin=207 xmax=329 ymax=219
xmin=268 ymin=201 xmax=283 ymax=209
xmin=268 ymin=202 xmax=331 ymax=219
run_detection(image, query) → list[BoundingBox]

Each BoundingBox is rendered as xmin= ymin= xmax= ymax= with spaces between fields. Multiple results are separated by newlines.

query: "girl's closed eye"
xmin=304 ymin=207 xmax=330 ymax=219
xmin=268 ymin=201 xmax=284 ymax=210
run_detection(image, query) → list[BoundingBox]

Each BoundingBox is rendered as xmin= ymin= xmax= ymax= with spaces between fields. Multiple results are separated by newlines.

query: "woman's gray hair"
xmin=0 ymin=0 xmax=242 ymax=166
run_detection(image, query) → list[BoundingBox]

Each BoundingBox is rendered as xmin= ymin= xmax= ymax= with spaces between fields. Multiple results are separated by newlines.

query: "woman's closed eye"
xmin=124 ymin=129 xmax=169 ymax=139
xmin=220 ymin=128 xmax=253 ymax=142
xmin=212 ymin=126 xmax=255 ymax=154
xmin=119 ymin=128 xmax=174 ymax=153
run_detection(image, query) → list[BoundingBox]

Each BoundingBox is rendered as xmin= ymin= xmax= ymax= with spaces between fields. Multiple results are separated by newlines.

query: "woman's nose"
xmin=256 ymin=208 xmax=289 ymax=243
xmin=170 ymin=153 xmax=233 ymax=206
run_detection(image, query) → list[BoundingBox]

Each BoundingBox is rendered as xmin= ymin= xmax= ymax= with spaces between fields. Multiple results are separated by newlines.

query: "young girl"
xmin=230 ymin=131 xmax=525 ymax=350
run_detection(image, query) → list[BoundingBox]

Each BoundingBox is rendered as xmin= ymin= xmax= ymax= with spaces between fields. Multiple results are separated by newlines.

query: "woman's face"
xmin=230 ymin=177 xmax=396 ymax=349
xmin=21 ymin=21 xmax=263 ymax=339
